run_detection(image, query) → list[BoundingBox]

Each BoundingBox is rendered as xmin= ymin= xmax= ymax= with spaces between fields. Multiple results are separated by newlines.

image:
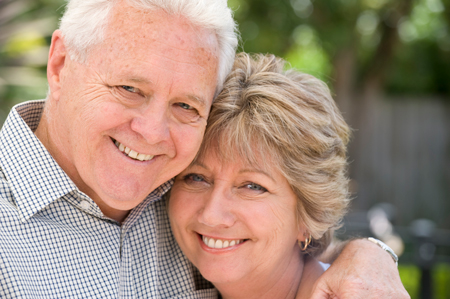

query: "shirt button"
xmin=80 ymin=200 xmax=90 ymax=210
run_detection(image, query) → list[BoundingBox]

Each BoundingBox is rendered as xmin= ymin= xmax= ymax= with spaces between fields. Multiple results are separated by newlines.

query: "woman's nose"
xmin=197 ymin=188 xmax=236 ymax=228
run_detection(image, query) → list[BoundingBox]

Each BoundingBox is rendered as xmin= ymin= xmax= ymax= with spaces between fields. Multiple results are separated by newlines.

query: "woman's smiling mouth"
xmin=202 ymin=235 xmax=246 ymax=249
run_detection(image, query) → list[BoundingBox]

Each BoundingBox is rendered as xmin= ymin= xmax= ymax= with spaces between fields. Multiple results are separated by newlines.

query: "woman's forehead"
xmin=196 ymin=142 xmax=279 ymax=174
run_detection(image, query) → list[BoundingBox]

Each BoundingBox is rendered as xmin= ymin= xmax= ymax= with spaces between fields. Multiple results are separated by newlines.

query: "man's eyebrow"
xmin=186 ymin=94 xmax=207 ymax=108
xmin=127 ymin=77 xmax=152 ymax=84
xmin=122 ymin=78 xmax=208 ymax=107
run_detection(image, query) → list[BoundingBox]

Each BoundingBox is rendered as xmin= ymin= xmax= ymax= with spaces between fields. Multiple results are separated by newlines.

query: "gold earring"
xmin=299 ymin=234 xmax=312 ymax=251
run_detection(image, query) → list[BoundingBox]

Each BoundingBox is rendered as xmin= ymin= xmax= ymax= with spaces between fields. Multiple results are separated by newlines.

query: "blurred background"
xmin=0 ymin=0 xmax=449 ymax=297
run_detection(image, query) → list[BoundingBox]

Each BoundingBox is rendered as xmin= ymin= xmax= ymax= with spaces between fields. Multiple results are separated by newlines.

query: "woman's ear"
xmin=47 ymin=30 xmax=67 ymax=102
xmin=298 ymin=230 xmax=308 ymax=243
xmin=296 ymin=221 xmax=308 ymax=242
xmin=298 ymin=230 xmax=312 ymax=251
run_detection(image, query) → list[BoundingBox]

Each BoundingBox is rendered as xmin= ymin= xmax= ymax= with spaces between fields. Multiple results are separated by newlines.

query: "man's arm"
xmin=310 ymin=238 xmax=410 ymax=299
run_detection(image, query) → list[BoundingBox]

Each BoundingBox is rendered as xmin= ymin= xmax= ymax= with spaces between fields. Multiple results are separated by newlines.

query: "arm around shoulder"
xmin=310 ymin=238 xmax=410 ymax=299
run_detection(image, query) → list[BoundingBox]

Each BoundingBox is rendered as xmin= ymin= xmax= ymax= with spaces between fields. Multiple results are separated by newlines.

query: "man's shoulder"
xmin=0 ymin=176 xmax=22 ymax=228
xmin=0 ymin=100 xmax=45 ymax=146
xmin=2 ymin=100 xmax=45 ymax=132
xmin=0 ymin=100 xmax=77 ymax=222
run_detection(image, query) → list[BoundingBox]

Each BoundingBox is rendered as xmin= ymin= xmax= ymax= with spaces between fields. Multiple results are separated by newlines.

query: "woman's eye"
xmin=122 ymin=85 xmax=138 ymax=93
xmin=185 ymin=173 xmax=206 ymax=183
xmin=245 ymin=182 xmax=267 ymax=192
xmin=190 ymin=174 xmax=204 ymax=182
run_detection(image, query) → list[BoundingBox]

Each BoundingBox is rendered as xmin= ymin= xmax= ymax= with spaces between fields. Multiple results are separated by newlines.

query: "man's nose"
xmin=198 ymin=187 xmax=236 ymax=228
xmin=130 ymin=99 xmax=171 ymax=144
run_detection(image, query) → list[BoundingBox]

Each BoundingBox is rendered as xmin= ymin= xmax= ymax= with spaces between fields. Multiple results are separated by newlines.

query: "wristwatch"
xmin=368 ymin=237 xmax=399 ymax=266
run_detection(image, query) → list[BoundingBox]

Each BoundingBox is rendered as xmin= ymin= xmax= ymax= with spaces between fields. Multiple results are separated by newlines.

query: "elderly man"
xmin=0 ymin=0 xmax=408 ymax=298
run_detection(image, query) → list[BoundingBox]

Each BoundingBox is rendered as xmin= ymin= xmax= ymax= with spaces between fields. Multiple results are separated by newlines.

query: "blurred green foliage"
xmin=400 ymin=264 xmax=421 ymax=298
xmin=229 ymin=0 xmax=450 ymax=99
xmin=434 ymin=264 xmax=450 ymax=299
xmin=0 ymin=0 xmax=65 ymax=122
xmin=399 ymin=263 xmax=450 ymax=299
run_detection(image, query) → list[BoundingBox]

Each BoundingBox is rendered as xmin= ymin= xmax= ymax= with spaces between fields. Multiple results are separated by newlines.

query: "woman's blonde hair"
xmin=196 ymin=52 xmax=351 ymax=256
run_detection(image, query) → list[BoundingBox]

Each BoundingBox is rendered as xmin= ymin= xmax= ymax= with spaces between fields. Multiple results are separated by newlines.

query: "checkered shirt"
xmin=0 ymin=100 xmax=217 ymax=298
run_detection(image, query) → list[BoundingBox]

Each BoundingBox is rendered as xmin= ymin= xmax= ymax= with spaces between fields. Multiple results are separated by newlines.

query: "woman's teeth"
xmin=114 ymin=141 xmax=154 ymax=161
xmin=202 ymin=236 xmax=244 ymax=249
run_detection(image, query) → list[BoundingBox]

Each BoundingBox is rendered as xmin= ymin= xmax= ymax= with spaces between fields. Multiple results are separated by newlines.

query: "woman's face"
xmin=168 ymin=149 xmax=305 ymax=287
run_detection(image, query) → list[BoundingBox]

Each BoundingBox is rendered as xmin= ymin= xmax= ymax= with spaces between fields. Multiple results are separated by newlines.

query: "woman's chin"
xmin=196 ymin=264 xmax=245 ymax=286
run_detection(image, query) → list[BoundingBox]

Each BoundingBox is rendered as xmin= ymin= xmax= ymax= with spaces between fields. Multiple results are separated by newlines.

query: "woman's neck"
xmin=216 ymin=254 xmax=325 ymax=299
xmin=216 ymin=253 xmax=307 ymax=299
xmin=295 ymin=256 xmax=325 ymax=299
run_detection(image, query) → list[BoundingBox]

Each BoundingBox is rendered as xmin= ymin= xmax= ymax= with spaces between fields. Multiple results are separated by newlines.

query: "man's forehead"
xmin=106 ymin=3 xmax=219 ymax=54
xmin=99 ymin=5 xmax=219 ymax=77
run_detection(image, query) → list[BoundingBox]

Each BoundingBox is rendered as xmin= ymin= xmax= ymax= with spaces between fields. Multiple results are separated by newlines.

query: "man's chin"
xmin=91 ymin=187 xmax=150 ymax=221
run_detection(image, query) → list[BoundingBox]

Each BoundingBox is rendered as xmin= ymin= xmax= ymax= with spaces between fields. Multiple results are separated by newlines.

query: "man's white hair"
xmin=59 ymin=0 xmax=239 ymax=94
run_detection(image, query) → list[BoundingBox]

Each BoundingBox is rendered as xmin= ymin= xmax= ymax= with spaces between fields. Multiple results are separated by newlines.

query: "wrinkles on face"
xmin=70 ymin=65 xmax=120 ymax=118
xmin=267 ymin=201 xmax=294 ymax=241
xmin=104 ymin=4 xmax=218 ymax=79
xmin=169 ymin=150 xmax=306 ymax=290
xmin=87 ymin=48 xmax=216 ymax=119
xmin=46 ymin=2 xmax=219 ymax=220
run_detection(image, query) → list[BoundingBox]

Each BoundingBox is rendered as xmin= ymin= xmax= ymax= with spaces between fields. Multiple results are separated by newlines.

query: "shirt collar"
xmin=123 ymin=178 xmax=173 ymax=228
xmin=0 ymin=100 xmax=77 ymax=222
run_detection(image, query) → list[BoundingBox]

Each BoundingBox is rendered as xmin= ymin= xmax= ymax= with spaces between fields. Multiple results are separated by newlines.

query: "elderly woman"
xmin=168 ymin=52 xmax=351 ymax=298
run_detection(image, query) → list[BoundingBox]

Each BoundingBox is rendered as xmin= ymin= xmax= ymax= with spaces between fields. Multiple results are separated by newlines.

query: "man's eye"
xmin=245 ymin=182 xmax=267 ymax=192
xmin=122 ymin=85 xmax=138 ymax=93
xmin=173 ymin=102 xmax=201 ymax=124
xmin=178 ymin=102 xmax=193 ymax=110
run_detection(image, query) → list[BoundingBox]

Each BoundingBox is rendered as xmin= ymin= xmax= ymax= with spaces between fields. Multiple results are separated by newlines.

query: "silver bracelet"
xmin=368 ymin=237 xmax=399 ymax=266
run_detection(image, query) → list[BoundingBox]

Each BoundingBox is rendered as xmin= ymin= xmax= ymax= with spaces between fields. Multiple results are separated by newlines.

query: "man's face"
xmin=48 ymin=4 xmax=219 ymax=218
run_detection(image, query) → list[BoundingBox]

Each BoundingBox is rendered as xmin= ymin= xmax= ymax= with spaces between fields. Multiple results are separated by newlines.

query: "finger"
xmin=308 ymin=280 xmax=336 ymax=299
xmin=309 ymin=289 xmax=331 ymax=299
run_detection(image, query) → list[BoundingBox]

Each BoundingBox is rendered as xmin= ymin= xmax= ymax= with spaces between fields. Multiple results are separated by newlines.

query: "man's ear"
xmin=47 ymin=30 xmax=67 ymax=101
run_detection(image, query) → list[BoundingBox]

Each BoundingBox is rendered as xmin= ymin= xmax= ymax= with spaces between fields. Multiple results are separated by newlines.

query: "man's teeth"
xmin=202 ymin=236 xmax=244 ymax=249
xmin=115 ymin=141 xmax=154 ymax=161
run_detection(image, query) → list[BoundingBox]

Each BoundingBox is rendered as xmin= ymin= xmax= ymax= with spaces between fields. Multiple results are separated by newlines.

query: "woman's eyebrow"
xmin=238 ymin=168 xmax=275 ymax=182
xmin=191 ymin=160 xmax=209 ymax=170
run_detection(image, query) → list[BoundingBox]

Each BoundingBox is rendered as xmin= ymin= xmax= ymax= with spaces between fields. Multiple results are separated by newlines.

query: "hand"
xmin=309 ymin=238 xmax=410 ymax=299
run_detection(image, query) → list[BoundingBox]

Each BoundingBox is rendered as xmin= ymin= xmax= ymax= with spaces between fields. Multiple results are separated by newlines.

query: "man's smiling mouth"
xmin=113 ymin=139 xmax=154 ymax=161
